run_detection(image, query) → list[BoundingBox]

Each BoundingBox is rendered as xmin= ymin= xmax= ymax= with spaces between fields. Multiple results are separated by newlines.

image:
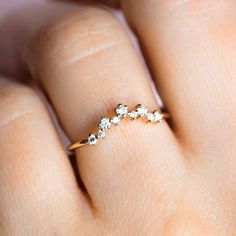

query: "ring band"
xmin=68 ymin=104 xmax=169 ymax=151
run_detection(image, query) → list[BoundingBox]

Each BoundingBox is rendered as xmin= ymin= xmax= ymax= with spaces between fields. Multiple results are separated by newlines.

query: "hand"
xmin=0 ymin=1 xmax=236 ymax=235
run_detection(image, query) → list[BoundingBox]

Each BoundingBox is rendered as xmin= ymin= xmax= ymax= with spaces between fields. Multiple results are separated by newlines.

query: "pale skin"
xmin=0 ymin=0 xmax=236 ymax=235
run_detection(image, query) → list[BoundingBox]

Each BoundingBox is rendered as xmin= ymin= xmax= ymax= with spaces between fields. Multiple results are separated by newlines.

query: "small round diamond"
xmin=136 ymin=104 xmax=148 ymax=117
xmin=88 ymin=134 xmax=97 ymax=145
xmin=128 ymin=111 xmax=138 ymax=120
xmin=154 ymin=111 xmax=163 ymax=122
xmin=97 ymin=130 xmax=106 ymax=139
xmin=115 ymin=104 xmax=128 ymax=118
xmin=147 ymin=112 xmax=156 ymax=122
xmin=110 ymin=116 xmax=120 ymax=125
xmin=99 ymin=117 xmax=111 ymax=130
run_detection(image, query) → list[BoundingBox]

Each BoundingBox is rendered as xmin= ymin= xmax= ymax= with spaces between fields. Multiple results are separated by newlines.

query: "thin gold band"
xmin=68 ymin=104 xmax=169 ymax=151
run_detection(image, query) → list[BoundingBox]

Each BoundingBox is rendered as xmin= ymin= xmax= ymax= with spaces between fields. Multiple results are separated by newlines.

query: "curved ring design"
xmin=68 ymin=104 xmax=169 ymax=151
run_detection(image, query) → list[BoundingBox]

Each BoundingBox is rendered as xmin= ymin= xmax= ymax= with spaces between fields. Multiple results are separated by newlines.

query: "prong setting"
xmin=154 ymin=110 xmax=163 ymax=122
xmin=99 ymin=117 xmax=111 ymax=130
xmin=115 ymin=104 xmax=128 ymax=118
xmin=147 ymin=112 xmax=156 ymax=122
xmin=110 ymin=116 xmax=120 ymax=125
xmin=97 ymin=129 xmax=106 ymax=139
xmin=136 ymin=104 xmax=148 ymax=117
xmin=87 ymin=134 xmax=97 ymax=145
xmin=128 ymin=111 xmax=138 ymax=120
xmin=72 ymin=104 xmax=168 ymax=148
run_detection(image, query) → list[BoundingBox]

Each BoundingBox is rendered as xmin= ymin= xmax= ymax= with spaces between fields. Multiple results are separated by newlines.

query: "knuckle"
xmin=31 ymin=7 xmax=125 ymax=68
xmin=0 ymin=82 xmax=43 ymax=127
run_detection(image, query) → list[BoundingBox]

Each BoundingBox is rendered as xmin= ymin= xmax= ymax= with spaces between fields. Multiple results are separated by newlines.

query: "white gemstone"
xmin=147 ymin=112 xmax=156 ymax=122
xmin=136 ymin=104 xmax=148 ymax=117
xmin=99 ymin=117 xmax=111 ymax=130
xmin=154 ymin=111 xmax=163 ymax=122
xmin=88 ymin=134 xmax=97 ymax=145
xmin=115 ymin=104 xmax=128 ymax=117
xmin=97 ymin=129 xmax=106 ymax=139
xmin=110 ymin=116 xmax=120 ymax=125
xmin=128 ymin=111 xmax=138 ymax=120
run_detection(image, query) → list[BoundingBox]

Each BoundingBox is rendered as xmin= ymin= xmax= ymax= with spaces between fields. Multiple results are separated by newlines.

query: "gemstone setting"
xmin=128 ymin=111 xmax=138 ymax=120
xmin=147 ymin=112 xmax=156 ymax=122
xmin=99 ymin=117 xmax=111 ymax=130
xmin=115 ymin=104 xmax=128 ymax=118
xmin=97 ymin=129 xmax=106 ymax=139
xmin=70 ymin=104 xmax=167 ymax=148
xmin=154 ymin=111 xmax=163 ymax=122
xmin=88 ymin=134 xmax=97 ymax=145
xmin=110 ymin=116 xmax=120 ymax=125
xmin=136 ymin=104 xmax=148 ymax=117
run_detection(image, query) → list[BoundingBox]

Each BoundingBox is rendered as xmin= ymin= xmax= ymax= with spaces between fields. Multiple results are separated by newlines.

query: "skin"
xmin=0 ymin=0 xmax=236 ymax=235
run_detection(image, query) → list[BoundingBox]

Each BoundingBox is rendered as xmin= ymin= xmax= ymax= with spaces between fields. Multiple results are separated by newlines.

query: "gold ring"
xmin=68 ymin=104 xmax=169 ymax=151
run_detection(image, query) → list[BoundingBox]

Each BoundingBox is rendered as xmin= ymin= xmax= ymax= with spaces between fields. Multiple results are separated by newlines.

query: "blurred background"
xmin=0 ymin=0 xmax=42 ymax=20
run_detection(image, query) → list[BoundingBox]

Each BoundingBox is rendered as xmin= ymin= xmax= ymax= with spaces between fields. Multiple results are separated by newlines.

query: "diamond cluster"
xmin=86 ymin=104 xmax=165 ymax=145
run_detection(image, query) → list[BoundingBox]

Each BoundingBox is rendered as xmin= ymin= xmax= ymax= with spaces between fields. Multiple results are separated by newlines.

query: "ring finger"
xmin=27 ymin=5 xmax=182 ymax=216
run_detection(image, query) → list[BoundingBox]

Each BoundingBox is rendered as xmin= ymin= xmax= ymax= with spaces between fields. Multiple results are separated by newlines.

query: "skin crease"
xmin=0 ymin=0 xmax=236 ymax=235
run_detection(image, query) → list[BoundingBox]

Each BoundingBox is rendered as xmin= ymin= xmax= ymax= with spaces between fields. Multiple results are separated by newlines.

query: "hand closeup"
xmin=0 ymin=1 xmax=236 ymax=235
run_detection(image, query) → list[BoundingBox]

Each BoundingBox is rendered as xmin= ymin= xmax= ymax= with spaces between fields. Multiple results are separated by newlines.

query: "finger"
xmin=27 ymin=5 xmax=183 ymax=215
xmin=59 ymin=0 xmax=120 ymax=8
xmin=97 ymin=0 xmax=120 ymax=7
xmin=121 ymin=0 xmax=236 ymax=152
xmin=0 ymin=78 xmax=88 ymax=235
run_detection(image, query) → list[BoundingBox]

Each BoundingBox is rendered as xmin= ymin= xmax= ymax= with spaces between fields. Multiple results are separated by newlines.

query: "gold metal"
xmin=162 ymin=112 xmax=170 ymax=119
xmin=68 ymin=139 xmax=88 ymax=150
xmin=68 ymin=104 xmax=169 ymax=152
